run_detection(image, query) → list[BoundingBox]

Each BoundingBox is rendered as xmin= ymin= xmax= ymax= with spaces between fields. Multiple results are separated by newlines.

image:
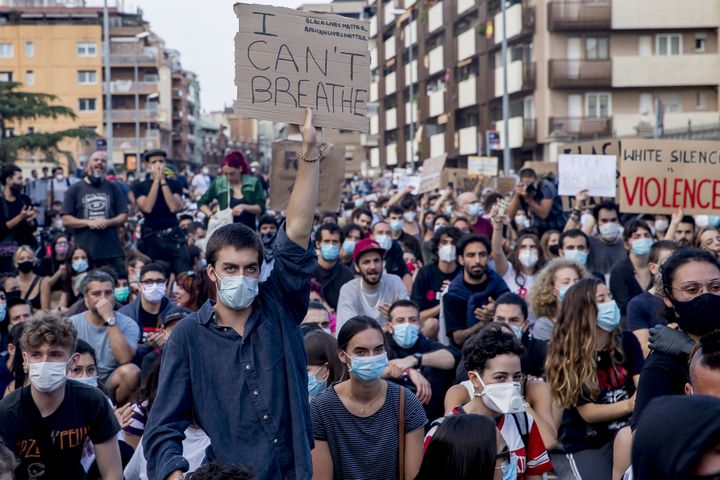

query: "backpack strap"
xmin=511 ymin=412 xmax=530 ymax=452
xmin=399 ymin=386 xmax=405 ymax=480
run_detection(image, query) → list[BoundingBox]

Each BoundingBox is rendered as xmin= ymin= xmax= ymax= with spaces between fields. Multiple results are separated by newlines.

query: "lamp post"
xmin=134 ymin=31 xmax=150 ymax=175
xmin=391 ymin=8 xmax=415 ymax=173
xmin=102 ymin=0 xmax=112 ymax=160
xmin=501 ymin=0 xmax=510 ymax=175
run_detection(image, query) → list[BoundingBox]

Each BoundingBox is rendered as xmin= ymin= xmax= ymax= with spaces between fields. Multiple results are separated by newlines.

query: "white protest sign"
xmin=558 ymin=154 xmax=617 ymax=197
xmin=468 ymin=156 xmax=498 ymax=177
xmin=397 ymin=175 xmax=421 ymax=192
xmin=234 ymin=3 xmax=370 ymax=132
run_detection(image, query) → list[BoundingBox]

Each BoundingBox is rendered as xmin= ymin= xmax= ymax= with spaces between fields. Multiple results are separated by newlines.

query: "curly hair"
xmin=463 ymin=323 xmax=525 ymax=374
xmin=528 ymin=258 xmax=589 ymax=320
xmin=20 ymin=312 xmax=77 ymax=353
xmin=545 ymin=278 xmax=624 ymax=407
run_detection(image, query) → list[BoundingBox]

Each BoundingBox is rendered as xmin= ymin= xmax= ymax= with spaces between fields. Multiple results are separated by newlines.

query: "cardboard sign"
xmin=618 ymin=139 xmax=720 ymax=215
xmin=269 ymin=140 xmax=344 ymax=211
xmin=558 ymin=154 xmax=617 ymax=197
xmin=558 ymin=139 xmax=621 ymax=157
xmin=497 ymin=177 xmax=517 ymax=194
xmin=468 ymin=156 xmax=499 ymax=177
xmin=418 ymin=154 xmax=446 ymax=193
xmin=234 ymin=3 xmax=370 ymax=132
xmin=397 ymin=175 xmax=421 ymax=192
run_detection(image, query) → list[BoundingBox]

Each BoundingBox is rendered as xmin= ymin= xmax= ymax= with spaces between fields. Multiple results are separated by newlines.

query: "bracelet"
xmin=160 ymin=182 xmax=168 ymax=187
xmin=299 ymin=143 xmax=328 ymax=163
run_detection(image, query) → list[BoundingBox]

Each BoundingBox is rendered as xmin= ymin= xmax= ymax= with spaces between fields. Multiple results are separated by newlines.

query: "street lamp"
xmin=391 ymin=8 xmax=416 ymax=173
xmin=134 ymin=31 xmax=150 ymax=175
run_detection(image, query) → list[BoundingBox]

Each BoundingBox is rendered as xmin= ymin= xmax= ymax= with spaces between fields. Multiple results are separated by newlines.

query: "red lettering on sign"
xmin=645 ymin=177 xmax=661 ymax=207
xmin=714 ymin=181 xmax=720 ymax=209
xmin=698 ymin=180 xmax=711 ymax=209
xmin=622 ymin=176 xmax=643 ymax=206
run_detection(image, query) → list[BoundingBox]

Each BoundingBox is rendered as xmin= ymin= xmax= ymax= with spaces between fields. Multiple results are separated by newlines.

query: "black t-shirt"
xmin=0 ymin=193 xmax=37 ymax=248
xmin=443 ymin=276 xmax=492 ymax=348
xmin=631 ymin=348 xmax=689 ymax=429
xmin=627 ymin=291 xmax=666 ymax=332
xmin=312 ymin=261 xmax=355 ymax=311
xmin=139 ymin=307 xmax=160 ymax=343
xmin=133 ymin=179 xmax=182 ymax=230
xmin=398 ymin=231 xmax=422 ymax=261
xmin=519 ymin=179 xmax=566 ymax=233
xmin=61 ymin=179 xmax=127 ymax=260
xmin=411 ymin=263 xmax=458 ymax=312
xmin=558 ymin=331 xmax=644 ymax=452
xmin=385 ymin=240 xmax=409 ymax=279
xmin=0 ymin=381 xmax=119 ymax=480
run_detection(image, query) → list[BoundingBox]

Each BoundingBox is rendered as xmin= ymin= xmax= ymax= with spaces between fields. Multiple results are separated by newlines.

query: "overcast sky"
xmin=88 ymin=0 xmax=324 ymax=113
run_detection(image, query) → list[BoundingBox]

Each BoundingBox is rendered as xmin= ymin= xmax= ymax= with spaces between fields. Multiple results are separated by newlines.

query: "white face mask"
xmin=438 ymin=244 xmax=457 ymax=263
xmin=518 ymin=249 xmax=539 ymax=268
xmin=655 ymin=218 xmax=669 ymax=232
xmin=473 ymin=372 xmax=525 ymax=414
xmin=73 ymin=376 xmax=98 ymax=388
xmin=403 ymin=211 xmax=416 ymax=223
xmin=696 ymin=215 xmax=710 ymax=229
xmin=514 ymin=215 xmax=529 ymax=228
xmin=599 ymin=222 xmax=623 ymax=242
xmin=28 ymin=360 xmax=69 ymax=393
xmin=375 ymin=235 xmax=392 ymax=251
xmin=215 ymin=271 xmax=259 ymax=310
xmin=141 ymin=283 xmax=165 ymax=304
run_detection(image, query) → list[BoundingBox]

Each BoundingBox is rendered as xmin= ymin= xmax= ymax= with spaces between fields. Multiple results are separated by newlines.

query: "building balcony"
xmin=523 ymin=118 xmax=536 ymax=144
xmin=113 ymin=137 xmax=160 ymax=150
xmin=494 ymin=2 xmax=534 ymax=44
xmin=109 ymin=48 xmax=158 ymax=66
xmin=458 ymin=126 xmax=478 ymax=155
xmin=458 ymin=76 xmax=477 ymax=109
xmin=612 ymin=54 xmax=720 ymax=87
xmin=370 ymin=16 xmax=377 ymax=37
xmin=386 ymin=143 xmax=398 ymax=166
xmin=404 ymin=60 xmax=418 ymax=86
xmin=548 ymin=59 xmax=611 ymax=88
xmin=547 ymin=1 xmax=611 ymax=31
xmin=111 ymin=109 xmax=158 ymax=122
xmin=549 ymin=116 xmax=612 ymax=138
xmin=106 ymin=80 xmax=158 ymax=95
xmin=430 ymin=132 xmax=446 ymax=157
xmin=495 ymin=116 xmax=525 ymax=149
xmin=457 ymin=0 xmax=475 ymax=15
xmin=428 ymin=46 xmax=444 ymax=76
xmin=428 ymin=2 xmax=444 ymax=34
xmin=429 ymin=90 xmax=445 ymax=117
xmin=457 ymin=28 xmax=476 ymax=62
xmin=370 ymin=81 xmax=379 ymax=102
xmin=386 ymin=108 xmax=398 ymax=131
xmin=370 ymin=48 xmax=378 ymax=70
xmin=370 ymin=147 xmax=380 ymax=168
xmin=405 ymin=102 xmax=418 ymax=125
xmin=494 ymin=61 xmax=534 ymax=97
xmin=370 ymin=114 xmax=380 ymax=135
xmin=385 ymin=71 xmax=397 ymax=95
xmin=611 ymin=0 xmax=719 ymax=29
xmin=404 ymin=21 xmax=417 ymax=48
xmin=385 ymin=36 xmax=396 ymax=61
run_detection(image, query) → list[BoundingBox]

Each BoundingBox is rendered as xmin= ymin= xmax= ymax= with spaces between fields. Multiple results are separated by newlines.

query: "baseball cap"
xmin=353 ymin=238 xmax=386 ymax=264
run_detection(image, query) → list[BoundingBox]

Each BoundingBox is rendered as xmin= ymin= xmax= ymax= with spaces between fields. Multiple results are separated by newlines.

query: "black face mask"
xmin=671 ymin=293 xmax=720 ymax=337
xmin=9 ymin=184 xmax=22 ymax=196
xmin=548 ymin=244 xmax=560 ymax=256
xmin=88 ymin=175 xmax=103 ymax=187
xmin=261 ymin=231 xmax=276 ymax=261
xmin=5 ymin=291 xmax=20 ymax=301
xmin=17 ymin=261 xmax=34 ymax=274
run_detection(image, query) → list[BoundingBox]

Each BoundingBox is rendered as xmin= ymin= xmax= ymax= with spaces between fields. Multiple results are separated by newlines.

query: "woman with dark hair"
xmin=339 ymin=223 xmax=363 ymax=269
xmin=304 ymin=330 xmax=344 ymax=398
xmin=59 ymin=245 xmax=91 ymax=309
xmin=197 ymin=151 xmax=265 ymax=231
xmin=310 ymin=315 xmax=427 ymax=480
xmin=540 ymin=230 xmax=561 ymax=261
xmin=632 ymin=248 xmax=720 ymax=425
xmin=416 ymin=414 xmax=506 ymax=480
xmin=173 ymin=271 xmax=209 ymax=312
xmin=3 ymin=322 xmax=26 ymax=398
xmin=546 ymin=277 xmax=644 ymax=480
xmin=38 ymin=233 xmax=70 ymax=309
xmin=419 ymin=210 xmax=436 ymax=265
xmin=491 ymin=208 xmax=544 ymax=299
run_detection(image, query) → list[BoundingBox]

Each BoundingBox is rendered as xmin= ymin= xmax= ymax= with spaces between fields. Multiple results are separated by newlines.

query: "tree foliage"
xmin=0 ymin=81 xmax=97 ymax=163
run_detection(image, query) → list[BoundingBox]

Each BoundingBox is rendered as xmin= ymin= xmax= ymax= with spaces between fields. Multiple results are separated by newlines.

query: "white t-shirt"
xmin=501 ymin=264 xmax=537 ymax=300
xmin=123 ymin=426 xmax=210 ymax=480
xmin=191 ymin=174 xmax=210 ymax=197
xmin=336 ymin=274 xmax=409 ymax=330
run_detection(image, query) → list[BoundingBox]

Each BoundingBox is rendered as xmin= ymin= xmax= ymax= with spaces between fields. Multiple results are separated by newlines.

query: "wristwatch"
xmin=104 ymin=317 xmax=117 ymax=327
xmin=413 ymin=352 xmax=423 ymax=368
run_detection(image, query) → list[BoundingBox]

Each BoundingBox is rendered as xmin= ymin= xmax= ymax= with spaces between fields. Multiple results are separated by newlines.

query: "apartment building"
xmin=366 ymin=0 xmax=720 ymax=172
xmin=0 ymin=1 xmax=202 ymax=170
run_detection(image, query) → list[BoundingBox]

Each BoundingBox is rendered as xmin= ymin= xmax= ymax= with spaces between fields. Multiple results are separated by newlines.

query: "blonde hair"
xmin=13 ymin=245 xmax=35 ymax=267
xmin=546 ymin=278 xmax=625 ymax=407
xmin=528 ymin=257 xmax=589 ymax=319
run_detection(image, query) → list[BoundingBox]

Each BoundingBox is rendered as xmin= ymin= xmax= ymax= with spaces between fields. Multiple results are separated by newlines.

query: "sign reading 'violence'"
xmin=619 ymin=139 xmax=720 ymax=215
xmin=234 ymin=3 xmax=370 ymax=132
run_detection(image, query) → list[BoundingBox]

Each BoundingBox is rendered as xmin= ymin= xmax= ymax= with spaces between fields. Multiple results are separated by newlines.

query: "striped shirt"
xmin=311 ymin=382 xmax=427 ymax=480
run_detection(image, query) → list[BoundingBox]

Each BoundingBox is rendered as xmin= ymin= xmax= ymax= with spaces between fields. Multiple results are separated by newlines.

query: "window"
xmin=586 ymin=93 xmax=611 ymax=118
xmin=695 ymin=34 xmax=706 ymax=53
xmin=77 ymin=70 xmax=97 ymax=84
xmin=639 ymin=93 xmax=653 ymax=114
xmin=585 ymin=37 xmax=609 ymax=60
xmin=78 ymin=98 xmax=97 ymax=112
xmin=656 ymin=34 xmax=681 ymax=56
xmin=144 ymin=73 xmax=159 ymax=82
xmin=0 ymin=72 xmax=13 ymax=82
xmin=658 ymin=93 xmax=681 ymax=113
xmin=26 ymin=70 xmax=34 ymax=85
xmin=0 ymin=43 xmax=13 ymax=58
xmin=697 ymin=91 xmax=707 ymax=109
xmin=76 ymin=42 xmax=97 ymax=57
xmin=25 ymin=42 xmax=34 ymax=58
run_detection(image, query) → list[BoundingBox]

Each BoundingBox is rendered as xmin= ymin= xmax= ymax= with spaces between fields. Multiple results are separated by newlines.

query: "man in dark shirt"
xmin=312 ymin=223 xmax=354 ymax=311
xmin=387 ymin=205 xmax=422 ymax=260
xmin=144 ymin=108 xmax=321 ymax=480
xmin=509 ymin=168 xmax=566 ymax=236
xmin=0 ymin=165 xmax=38 ymax=273
xmin=609 ymin=219 xmax=654 ymax=316
xmin=0 ymin=314 xmax=121 ymax=479
xmin=411 ymin=226 xmax=462 ymax=340
xmin=61 ymin=151 xmax=128 ymax=270
xmin=134 ymin=150 xmax=191 ymax=275
xmin=442 ymin=234 xmax=509 ymax=348
xmin=385 ymin=299 xmax=459 ymax=419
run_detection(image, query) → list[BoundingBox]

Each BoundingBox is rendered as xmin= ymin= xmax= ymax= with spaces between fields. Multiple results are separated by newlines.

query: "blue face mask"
xmin=215 ymin=271 xmax=259 ymax=310
xmin=392 ymin=323 xmax=420 ymax=348
xmin=199 ymin=258 xmax=208 ymax=268
xmin=72 ymin=260 xmax=89 ymax=273
xmin=467 ymin=202 xmax=481 ymax=217
xmin=346 ymin=352 xmax=388 ymax=383
xmin=501 ymin=455 xmax=518 ymax=480
xmin=0 ymin=304 xmax=5 ymax=323
xmin=709 ymin=216 xmax=720 ymax=228
xmin=563 ymin=249 xmax=588 ymax=265
xmin=631 ymin=238 xmax=653 ymax=257
xmin=558 ymin=285 xmax=571 ymax=301
xmin=389 ymin=219 xmax=403 ymax=232
xmin=508 ymin=324 xmax=523 ymax=339
xmin=342 ymin=240 xmax=356 ymax=256
xmin=308 ymin=367 xmax=327 ymax=397
xmin=320 ymin=244 xmax=340 ymax=261
xmin=596 ymin=300 xmax=621 ymax=332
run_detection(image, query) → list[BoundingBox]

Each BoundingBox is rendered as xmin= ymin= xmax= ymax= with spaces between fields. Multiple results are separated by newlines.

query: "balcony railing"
xmin=523 ymin=118 xmax=536 ymax=143
xmin=549 ymin=116 xmax=612 ymax=138
xmin=523 ymin=62 xmax=536 ymax=91
xmin=548 ymin=60 xmax=611 ymax=88
xmin=111 ymin=109 xmax=159 ymax=122
xmin=113 ymin=137 xmax=161 ymax=150
xmin=106 ymin=81 xmax=158 ymax=95
xmin=547 ymin=1 xmax=611 ymax=31
xmin=109 ymin=54 xmax=158 ymax=65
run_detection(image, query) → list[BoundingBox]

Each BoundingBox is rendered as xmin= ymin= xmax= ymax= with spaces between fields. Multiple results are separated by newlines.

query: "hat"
xmin=353 ymin=238 xmax=386 ymax=264
xmin=143 ymin=149 xmax=167 ymax=162
xmin=222 ymin=151 xmax=249 ymax=174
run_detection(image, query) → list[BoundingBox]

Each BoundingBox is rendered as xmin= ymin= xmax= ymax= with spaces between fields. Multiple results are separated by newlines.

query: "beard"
xmin=466 ymin=264 xmax=487 ymax=280
xmin=360 ymin=269 xmax=381 ymax=286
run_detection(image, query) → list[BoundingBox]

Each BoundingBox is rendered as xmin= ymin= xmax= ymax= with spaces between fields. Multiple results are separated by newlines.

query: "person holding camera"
xmin=508 ymin=168 xmax=566 ymax=236
xmin=134 ymin=150 xmax=191 ymax=276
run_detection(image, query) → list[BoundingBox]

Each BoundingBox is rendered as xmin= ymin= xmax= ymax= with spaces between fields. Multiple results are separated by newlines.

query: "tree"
xmin=0 ymin=81 xmax=97 ymax=164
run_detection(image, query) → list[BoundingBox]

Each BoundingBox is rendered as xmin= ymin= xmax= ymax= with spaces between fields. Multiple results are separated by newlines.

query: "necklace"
xmin=359 ymin=278 xmax=382 ymax=311
xmin=348 ymin=385 xmax=385 ymax=415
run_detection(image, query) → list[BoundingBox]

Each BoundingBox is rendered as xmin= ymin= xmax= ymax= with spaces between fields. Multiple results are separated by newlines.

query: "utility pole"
xmin=103 ymin=0 xmax=113 ymax=160
xmin=501 ymin=0 xmax=510 ymax=175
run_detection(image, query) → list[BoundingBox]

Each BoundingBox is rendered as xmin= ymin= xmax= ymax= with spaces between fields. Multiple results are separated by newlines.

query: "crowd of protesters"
xmin=0 ymin=110 xmax=719 ymax=480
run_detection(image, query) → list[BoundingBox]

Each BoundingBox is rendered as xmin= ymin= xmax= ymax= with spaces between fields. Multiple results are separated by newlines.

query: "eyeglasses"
xmin=671 ymin=278 xmax=720 ymax=300
xmin=141 ymin=279 xmax=166 ymax=287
